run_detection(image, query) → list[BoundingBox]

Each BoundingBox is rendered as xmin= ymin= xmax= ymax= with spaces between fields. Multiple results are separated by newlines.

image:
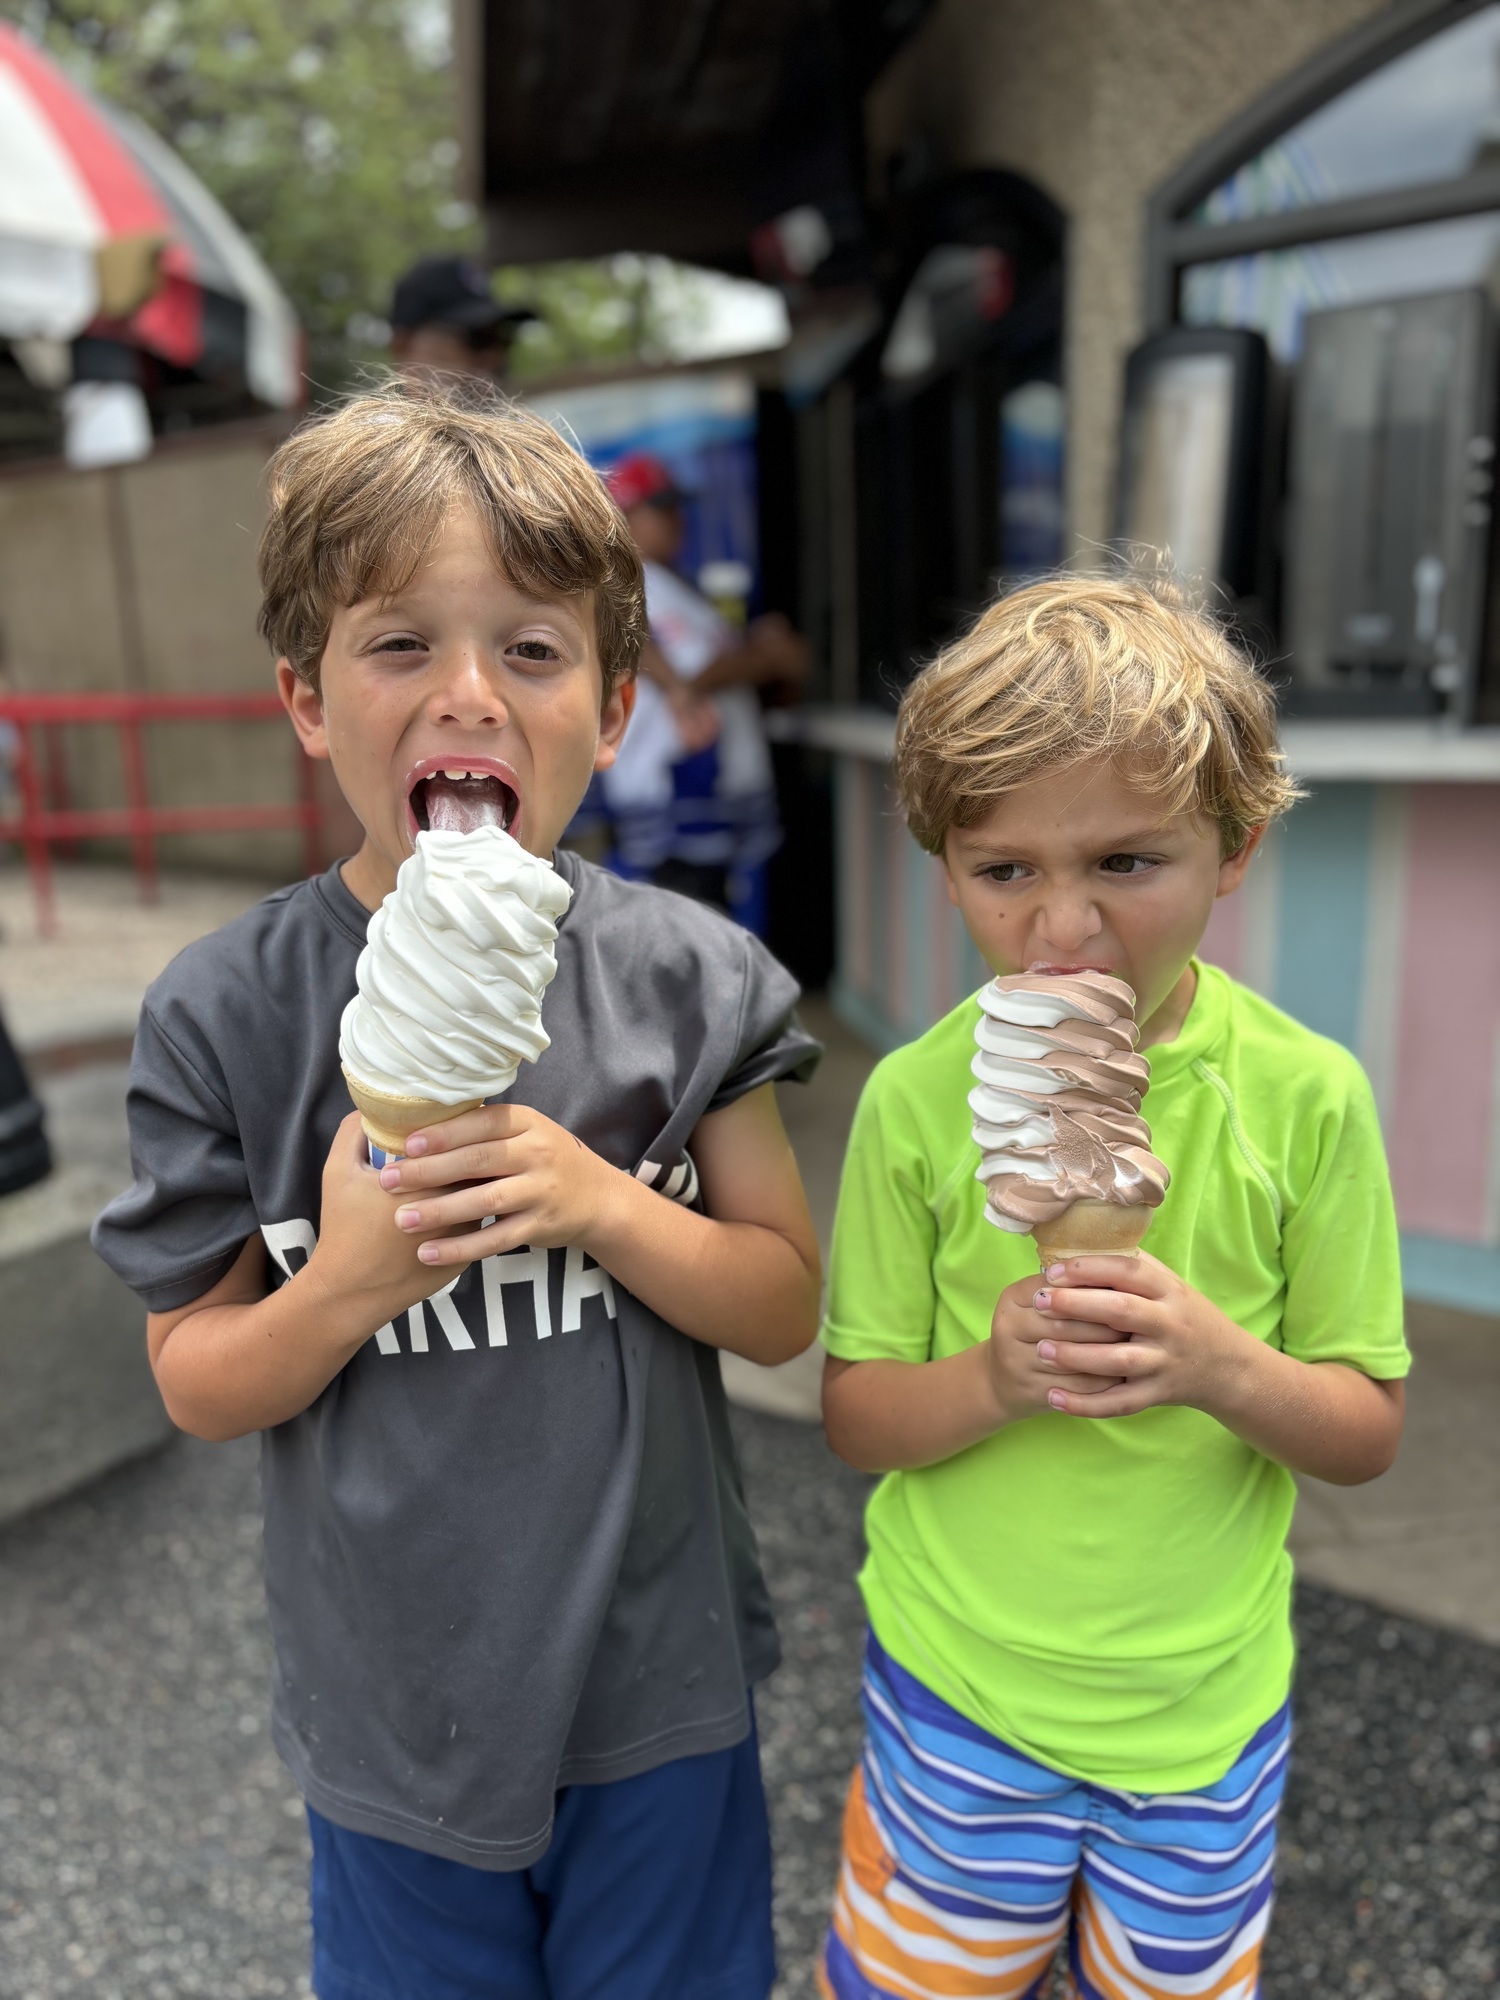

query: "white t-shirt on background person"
xmin=603 ymin=561 xmax=774 ymax=814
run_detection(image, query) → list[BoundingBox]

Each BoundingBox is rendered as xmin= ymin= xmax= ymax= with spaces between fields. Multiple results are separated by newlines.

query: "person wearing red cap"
xmin=602 ymin=452 xmax=809 ymax=935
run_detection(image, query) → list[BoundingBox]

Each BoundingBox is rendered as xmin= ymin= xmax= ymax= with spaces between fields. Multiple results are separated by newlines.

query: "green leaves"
xmin=7 ymin=0 xmax=475 ymax=392
xmin=3 ymin=1 xmax=733 ymax=395
xmin=499 ymin=256 xmax=716 ymax=382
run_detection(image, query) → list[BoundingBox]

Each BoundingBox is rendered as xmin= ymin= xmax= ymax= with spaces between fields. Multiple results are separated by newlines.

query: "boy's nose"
xmin=430 ymin=648 xmax=508 ymax=726
xmin=1032 ymin=890 xmax=1103 ymax=955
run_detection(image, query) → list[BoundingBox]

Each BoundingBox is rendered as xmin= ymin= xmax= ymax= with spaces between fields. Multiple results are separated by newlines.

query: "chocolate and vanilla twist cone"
xmin=969 ymin=971 xmax=1168 ymax=1261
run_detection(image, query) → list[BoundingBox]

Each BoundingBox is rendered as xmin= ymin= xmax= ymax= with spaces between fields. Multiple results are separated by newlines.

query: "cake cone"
xmin=342 ymin=1069 xmax=482 ymax=1158
xmin=1030 ymin=1199 xmax=1153 ymax=1265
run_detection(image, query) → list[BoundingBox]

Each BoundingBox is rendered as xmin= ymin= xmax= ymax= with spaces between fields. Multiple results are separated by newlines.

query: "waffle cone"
xmin=342 ymin=1070 xmax=483 ymax=1157
xmin=1030 ymin=1199 xmax=1153 ymax=1265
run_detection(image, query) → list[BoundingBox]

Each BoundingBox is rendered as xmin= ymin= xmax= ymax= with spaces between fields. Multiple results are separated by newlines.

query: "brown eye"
xmin=1101 ymin=854 xmax=1148 ymax=874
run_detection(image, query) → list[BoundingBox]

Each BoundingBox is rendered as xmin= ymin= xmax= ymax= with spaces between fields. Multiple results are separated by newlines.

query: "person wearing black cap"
xmin=388 ymin=256 xmax=535 ymax=383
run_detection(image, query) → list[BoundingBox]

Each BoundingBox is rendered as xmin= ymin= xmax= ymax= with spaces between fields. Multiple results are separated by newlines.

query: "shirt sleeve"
xmin=705 ymin=930 xmax=821 ymax=1110
xmin=821 ymin=1061 xmax=940 ymax=1363
xmin=90 ymin=1002 xmax=259 ymax=1313
xmin=1277 ymin=1051 xmax=1410 ymax=1379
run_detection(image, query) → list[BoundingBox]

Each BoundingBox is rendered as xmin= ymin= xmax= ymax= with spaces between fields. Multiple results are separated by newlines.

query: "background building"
xmin=464 ymin=0 xmax=1500 ymax=1313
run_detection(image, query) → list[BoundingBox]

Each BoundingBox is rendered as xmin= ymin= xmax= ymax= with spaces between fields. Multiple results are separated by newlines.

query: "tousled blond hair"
xmin=257 ymin=380 xmax=646 ymax=695
xmin=896 ymin=572 xmax=1299 ymax=855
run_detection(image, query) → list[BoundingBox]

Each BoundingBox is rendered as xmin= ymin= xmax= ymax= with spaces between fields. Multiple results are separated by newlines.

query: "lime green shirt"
xmin=822 ymin=961 xmax=1409 ymax=1791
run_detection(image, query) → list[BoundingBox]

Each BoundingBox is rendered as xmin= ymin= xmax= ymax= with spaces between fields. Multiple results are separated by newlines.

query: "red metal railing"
xmin=0 ymin=692 xmax=322 ymax=934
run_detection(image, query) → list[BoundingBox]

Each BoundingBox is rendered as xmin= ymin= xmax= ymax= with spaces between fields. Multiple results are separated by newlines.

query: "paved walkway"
xmin=0 ymin=864 xmax=270 ymax=1061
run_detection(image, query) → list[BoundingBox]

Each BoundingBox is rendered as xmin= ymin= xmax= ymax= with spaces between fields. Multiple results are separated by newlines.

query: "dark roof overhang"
xmin=465 ymin=0 xmax=934 ymax=276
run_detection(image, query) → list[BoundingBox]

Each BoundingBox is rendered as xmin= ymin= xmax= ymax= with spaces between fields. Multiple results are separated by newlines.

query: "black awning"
xmin=474 ymin=0 xmax=933 ymax=272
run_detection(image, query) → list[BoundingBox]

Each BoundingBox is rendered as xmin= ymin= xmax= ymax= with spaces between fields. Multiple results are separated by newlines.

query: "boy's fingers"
xmin=1048 ymin=1384 xmax=1150 ymax=1419
xmin=417 ymin=1216 xmax=535 ymax=1265
xmin=1043 ymin=1372 xmax=1126 ymax=1397
xmin=381 ymin=1140 xmax=525 ymax=1190
xmin=1014 ymin=1314 xmax=1123 ymax=1346
xmin=396 ymin=1178 xmax=525 ymax=1232
xmin=406 ymin=1104 xmax=529 ymax=1156
xmin=1040 ymin=1339 xmax=1150 ymax=1377
xmin=336 ymin=1110 xmax=372 ymax=1163
xmin=414 ymin=1229 xmax=490 ymax=1267
xmin=1043 ymin=1254 xmax=1166 ymax=1298
xmin=1036 ymin=1286 xmax=1152 ymax=1333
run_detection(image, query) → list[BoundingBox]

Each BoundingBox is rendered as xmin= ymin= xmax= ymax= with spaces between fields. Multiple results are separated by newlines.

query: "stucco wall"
xmin=866 ymin=0 xmax=1390 ymax=556
xmin=0 ymin=419 xmax=357 ymax=876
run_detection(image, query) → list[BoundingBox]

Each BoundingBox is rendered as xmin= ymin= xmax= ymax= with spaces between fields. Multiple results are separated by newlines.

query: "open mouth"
xmin=410 ymin=767 xmax=520 ymax=837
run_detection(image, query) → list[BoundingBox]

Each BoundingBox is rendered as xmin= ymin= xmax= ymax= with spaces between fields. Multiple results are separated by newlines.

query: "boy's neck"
xmin=341 ymin=842 xmax=397 ymax=914
xmin=1138 ymin=961 xmax=1198 ymax=1050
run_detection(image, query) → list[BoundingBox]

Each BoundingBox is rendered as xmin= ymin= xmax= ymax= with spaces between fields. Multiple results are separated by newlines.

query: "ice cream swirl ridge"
xmin=339 ymin=826 xmax=572 ymax=1103
xmin=969 ymin=971 xmax=1169 ymax=1232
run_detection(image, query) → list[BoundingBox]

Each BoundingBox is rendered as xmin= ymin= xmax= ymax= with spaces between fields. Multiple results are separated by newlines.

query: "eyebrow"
xmin=956 ymin=824 xmax=1175 ymax=855
xmin=346 ymin=591 xmax=586 ymax=633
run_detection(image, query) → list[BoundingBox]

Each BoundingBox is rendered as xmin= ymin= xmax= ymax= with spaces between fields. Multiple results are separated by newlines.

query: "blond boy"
xmin=818 ymin=577 xmax=1408 ymax=2000
xmin=93 ymin=386 xmax=822 ymax=2000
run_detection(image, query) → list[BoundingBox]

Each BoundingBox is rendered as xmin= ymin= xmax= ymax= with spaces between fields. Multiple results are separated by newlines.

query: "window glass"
xmin=1181 ymin=212 xmax=1500 ymax=358
xmin=1192 ymin=5 xmax=1500 ymax=222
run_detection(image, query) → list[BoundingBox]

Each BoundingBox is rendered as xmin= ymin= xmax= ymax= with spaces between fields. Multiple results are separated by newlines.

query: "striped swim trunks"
xmin=820 ymin=1635 xmax=1289 ymax=2000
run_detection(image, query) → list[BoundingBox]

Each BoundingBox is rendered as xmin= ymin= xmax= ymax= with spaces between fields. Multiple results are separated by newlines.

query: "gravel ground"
xmin=0 ymin=1410 xmax=1495 ymax=1999
xmin=0 ymin=1435 xmax=309 ymax=2000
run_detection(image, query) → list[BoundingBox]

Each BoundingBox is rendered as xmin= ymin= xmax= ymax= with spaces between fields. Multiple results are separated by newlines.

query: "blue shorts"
xmin=309 ymin=1722 xmax=776 ymax=2000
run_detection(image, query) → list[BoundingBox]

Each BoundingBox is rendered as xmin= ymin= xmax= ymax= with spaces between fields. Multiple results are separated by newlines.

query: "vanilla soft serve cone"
xmin=969 ymin=971 xmax=1168 ymax=1263
xmin=339 ymin=825 xmax=572 ymax=1159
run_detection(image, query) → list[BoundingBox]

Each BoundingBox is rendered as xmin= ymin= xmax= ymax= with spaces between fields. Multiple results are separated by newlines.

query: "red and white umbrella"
xmin=0 ymin=23 xmax=301 ymax=409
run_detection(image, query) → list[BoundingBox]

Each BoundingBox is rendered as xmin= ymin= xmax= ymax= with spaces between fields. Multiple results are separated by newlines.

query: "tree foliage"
xmin=4 ymin=0 xmax=475 ymax=388
xmin=499 ymin=256 xmax=716 ymax=383
xmin=3 ymin=0 xmax=725 ymax=392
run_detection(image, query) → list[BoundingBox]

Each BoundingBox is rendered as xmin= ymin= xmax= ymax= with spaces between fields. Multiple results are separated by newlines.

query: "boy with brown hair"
xmin=93 ymin=384 xmax=822 ymax=2000
xmin=817 ymin=576 xmax=1409 ymax=1999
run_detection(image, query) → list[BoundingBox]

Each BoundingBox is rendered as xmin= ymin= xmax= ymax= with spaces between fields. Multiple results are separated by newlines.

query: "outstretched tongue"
xmin=422 ymin=775 xmax=512 ymax=835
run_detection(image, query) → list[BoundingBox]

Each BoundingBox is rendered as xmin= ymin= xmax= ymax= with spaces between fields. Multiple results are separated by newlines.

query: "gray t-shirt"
xmin=92 ymin=850 xmax=820 ymax=1869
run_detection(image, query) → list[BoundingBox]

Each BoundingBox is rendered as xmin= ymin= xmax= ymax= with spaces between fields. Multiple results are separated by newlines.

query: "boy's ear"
xmin=1216 ymin=823 xmax=1267 ymax=898
xmin=277 ymin=659 xmax=331 ymax=762
xmin=593 ymin=676 xmax=637 ymax=773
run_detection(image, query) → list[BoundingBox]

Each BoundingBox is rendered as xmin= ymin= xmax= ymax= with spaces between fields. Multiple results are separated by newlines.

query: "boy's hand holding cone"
xmin=341 ymin=1076 xmax=484 ymax=1162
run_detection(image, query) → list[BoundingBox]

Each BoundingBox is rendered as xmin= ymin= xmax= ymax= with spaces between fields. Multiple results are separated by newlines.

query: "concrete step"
xmin=0 ymin=1161 xmax=171 ymax=1526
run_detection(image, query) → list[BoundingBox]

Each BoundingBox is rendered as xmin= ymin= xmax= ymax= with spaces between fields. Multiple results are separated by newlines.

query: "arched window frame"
xmin=1144 ymin=0 xmax=1498 ymax=328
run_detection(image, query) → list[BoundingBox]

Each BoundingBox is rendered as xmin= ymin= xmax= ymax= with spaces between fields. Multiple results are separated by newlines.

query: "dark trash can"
xmin=0 ymin=1013 xmax=50 ymax=1196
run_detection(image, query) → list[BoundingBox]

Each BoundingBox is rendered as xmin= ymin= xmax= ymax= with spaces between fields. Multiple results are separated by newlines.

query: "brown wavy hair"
xmin=257 ymin=378 xmax=646 ymax=698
